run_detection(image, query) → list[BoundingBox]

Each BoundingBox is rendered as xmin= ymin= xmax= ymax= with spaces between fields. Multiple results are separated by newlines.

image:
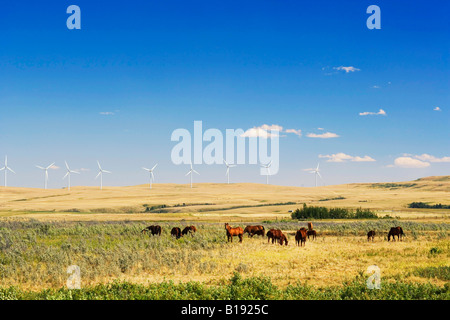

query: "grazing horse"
xmin=267 ymin=229 xmax=279 ymax=244
xmin=388 ymin=227 xmax=404 ymax=242
xmin=295 ymin=228 xmax=307 ymax=247
xmin=307 ymin=222 xmax=313 ymax=231
xmin=278 ymin=233 xmax=288 ymax=246
xmin=367 ymin=230 xmax=376 ymax=242
xmin=267 ymin=229 xmax=286 ymax=244
xmin=141 ymin=225 xmax=161 ymax=236
xmin=307 ymin=229 xmax=316 ymax=240
xmin=243 ymin=225 xmax=265 ymax=237
xmin=224 ymin=223 xmax=243 ymax=243
xmin=171 ymin=227 xmax=182 ymax=239
xmin=182 ymin=225 xmax=197 ymax=236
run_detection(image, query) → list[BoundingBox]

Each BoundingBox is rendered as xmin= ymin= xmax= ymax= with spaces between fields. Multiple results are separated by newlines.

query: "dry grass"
xmin=0 ymin=176 xmax=449 ymax=224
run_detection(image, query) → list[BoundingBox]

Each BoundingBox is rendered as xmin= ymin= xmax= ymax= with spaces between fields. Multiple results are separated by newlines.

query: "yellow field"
xmin=0 ymin=175 xmax=449 ymax=222
xmin=0 ymin=176 xmax=448 ymax=292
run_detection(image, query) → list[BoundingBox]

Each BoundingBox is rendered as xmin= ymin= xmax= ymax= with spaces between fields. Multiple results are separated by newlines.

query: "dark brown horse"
xmin=295 ymin=228 xmax=307 ymax=247
xmin=182 ymin=225 xmax=197 ymax=236
xmin=224 ymin=223 xmax=243 ymax=243
xmin=243 ymin=225 xmax=265 ymax=237
xmin=141 ymin=225 xmax=161 ymax=236
xmin=388 ymin=227 xmax=404 ymax=242
xmin=278 ymin=233 xmax=288 ymax=246
xmin=266 ymin=229 xmax=280 ymax=244
xmin=307 ymin=229 xmax=316 ymax=240
xmin=367 ymin=230 xmax=376 ymax=242
xmin=171 ymin=227 xmax=182 ymax=239
xmin=267 ymin=229 xmax=287 ymax=245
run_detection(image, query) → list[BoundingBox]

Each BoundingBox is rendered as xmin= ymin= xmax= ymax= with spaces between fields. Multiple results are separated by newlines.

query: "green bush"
xmin=291 ymin=204 xmax=378 ymax=220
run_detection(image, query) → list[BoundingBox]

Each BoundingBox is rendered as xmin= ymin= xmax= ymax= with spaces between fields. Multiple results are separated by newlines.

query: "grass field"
xmin=0 ymin=176 xmax=449 ymax=299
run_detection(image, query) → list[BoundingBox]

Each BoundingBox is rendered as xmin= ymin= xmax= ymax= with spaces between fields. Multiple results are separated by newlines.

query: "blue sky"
xmin=0 ymin=0 xmax=449 ymax=188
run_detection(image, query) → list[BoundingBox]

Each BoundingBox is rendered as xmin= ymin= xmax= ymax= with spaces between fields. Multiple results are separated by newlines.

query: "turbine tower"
xmin=142 ymin=164 xmax=158 ymax=189
xmin=224 ymin=159 xmax=236 ymax=184
xmin=309 ymin=163 xmax=322 ymax=187
xmin=36 ymin=162 xmax=55 ymax=189
xmin=0 ymin=156 xmax=15 ymax=187
xmin=95 ymin=161 xmax=111 ymax=190
xmin=63 ymin=161 xmax=80 ymax=191
xmin=185 ymin=163 xmax=199 ymax=188
xmin=260 ymin=160 xmax=272 ymax=184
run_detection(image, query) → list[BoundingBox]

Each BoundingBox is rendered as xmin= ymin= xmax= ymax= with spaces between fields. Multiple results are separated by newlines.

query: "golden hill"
xmin=0 ymin=176 xmax=448 ymax=221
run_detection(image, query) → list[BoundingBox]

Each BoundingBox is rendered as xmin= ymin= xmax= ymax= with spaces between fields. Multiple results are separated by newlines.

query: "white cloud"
xmin=433 ymin=107 xmax=441 ymax=111
xmin=99 ymin=112 xmax=115 ymax=115
xmin=241 ymin=124 xmax=302 ymax=138
xmin=414 ymin=154 xmax=450 ymax=163
xmin=333 ymin=66 xmax=360 ymax=73
xmin=241 ymin=124 xmax=282 ymax=138
xmin=285 ymin=129 xmax=302 ymax=137
xmin=392 ymin=157 xmax=430 ymax=168
xmin=49 ymin=165 xmax=60 ymax=170
xmin=319 ymin=153 xmax=375 ymax=163
xmin=371 ymin=85 xmax=381 ymax=89
xmin=307 ymin=132 xmax=340 ymax=139
xmin=359 ymin=109 xmax=386 ymax=116
xmin=317 ymin=127 xmax=324 ymax=130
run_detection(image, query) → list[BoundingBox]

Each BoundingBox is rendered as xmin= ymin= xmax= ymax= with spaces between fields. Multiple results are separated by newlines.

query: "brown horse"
xmin=267 ymin=229 xmax=287 ymax=244
xmin=307 ymin=229 xmax=316 ymax=240
xmin=224 ymin=223 xmax=243 ymax=243
xmin=243 ymin=225 xmax=265 ymax=237
xmin=388 ymin=227 xmax=404 ymax=242
xmin=307 ymin=222 xmax=313 ymax=231
xmin=278 ymin=233 xmax=288 ymax=246
xmin=141 ymin=225 xmax=161 ymax=236
xmin=171 ymin=227 xmax=182 ymax=239
xmin=367 ymin=230 xmax=376 ymax=242
xmin=295 ymin=228 xmax=307 ymax=247
xmin=182 ymin=225 xmax=197 ymax=236
xmin=266 ymin=229 xmax=280 ymax=244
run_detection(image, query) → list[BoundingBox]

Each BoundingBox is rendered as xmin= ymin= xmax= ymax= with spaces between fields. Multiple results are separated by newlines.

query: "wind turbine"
xmin=185 ymin=163 xmax=199 ymax=188
xmin=260 ymin=160 xmax=273 ymax=185
xmin=63 ymin=161 xmax=80 ymax=191
xmin=36 ymin=162 xmax=55 ymax=189
xmin=142 ymin=164 xmax=158 ymax=189
xmin=95 ymin=161 xmax=111 ymax=190
xmin=0 ymin=156 xmax=15 ymax=187
xmin=309 ymin=163 xmax=323 ymax=187
xmin=223 ymin=159 xmax=236 ymax=184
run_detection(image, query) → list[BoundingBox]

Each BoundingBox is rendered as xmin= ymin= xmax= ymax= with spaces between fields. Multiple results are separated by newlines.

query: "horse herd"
xmin=141 ymin=225 xmax=197 ymax=239
xmin=142 ymin=223 xmax=405 ymax=245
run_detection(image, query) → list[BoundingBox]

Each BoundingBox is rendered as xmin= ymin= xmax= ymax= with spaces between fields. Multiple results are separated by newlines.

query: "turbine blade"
xmin=142 ymin=167 xmax=150 ymax=171
xmin=317 ymin=172 xmax=322 ymax=179
xmin=185 ymin=170 xmax=192 ymax=176
xmin=36 ymin=165 xmax=45 ymax=170
xmin=193 ymin=170 xmax=200 ymax=175
xmin=103 ymin=170 xmax=111 ymax=174
xmin=0 ymin=167 xmax=4 ymax=171
xmin=8 ymin=167 xmax=15 ymax=174
xmin=46 ymin=162 xmax=55 ymax=170
xmin=71 ymin=170 xmax=80 ymax=174
xmin=95 ymin=171 xmax=101 ymax=179
xmin=63 ymin=172 xmax=69 ymax=179
xmin=65 ymin=161 xmax=69 ymax=170
xmin=97 ymin=161 xmax=102 ymax=170
xmin=223 ymin=159 xmax=228 ymax=166
xmin=151 ymin=164 xmax=158 ymax=171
